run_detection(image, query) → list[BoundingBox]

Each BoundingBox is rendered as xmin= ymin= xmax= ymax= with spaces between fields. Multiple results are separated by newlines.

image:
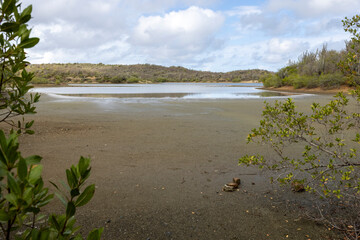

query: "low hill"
xmin=27 ymin=63 xmax=270 ymax=84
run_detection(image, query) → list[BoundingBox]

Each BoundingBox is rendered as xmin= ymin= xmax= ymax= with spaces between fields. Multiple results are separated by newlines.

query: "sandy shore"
xmin=17 ymin=94 xmax=339 ymax=239
xmin=262 ymin=85 xmax=355 ymax=95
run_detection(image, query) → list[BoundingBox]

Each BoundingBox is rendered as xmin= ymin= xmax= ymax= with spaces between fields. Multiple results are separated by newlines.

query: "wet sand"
xmin=18 ymin=94 xmax=339 ymax=239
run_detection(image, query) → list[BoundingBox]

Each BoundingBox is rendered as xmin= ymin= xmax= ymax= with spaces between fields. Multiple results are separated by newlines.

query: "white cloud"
xmin=227 ymin=6 xmax=262 ymax=17
xmin=266 ymin=0 xmax=360 ymax=18
xmin=18 ymin=0 xmax=360 ymax=72
xmin=130 ymin=6 xmax=225 ymax=59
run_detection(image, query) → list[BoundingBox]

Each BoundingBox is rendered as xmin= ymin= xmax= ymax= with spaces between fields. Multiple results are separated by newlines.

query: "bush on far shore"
xmin=261 ymin=72 xmax=347 ymax=90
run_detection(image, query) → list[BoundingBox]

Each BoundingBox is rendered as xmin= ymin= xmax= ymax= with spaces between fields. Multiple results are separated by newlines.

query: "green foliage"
xmin=231 ymin=77 xmax=242 ymax=82
xmin=27 ymin=63 xmax=270 ymax=84
xmin=240 ymin=14 xmax=360 ymax=239
xmin=318 ymin=73 xmax=346 ymax=89
xmin=338 ymin=14 xmax=360 ymax=84
xmin=264 ymin=43 xmax=350 ymax=89
xmin=31 ymin=77 xmax=49 ymax=84
xmin=0 ymin=0 xmax=40 ymax=133
xmin=126 ymin=76 xmax=140 ymax=83
xmin=260 ymin=73 xmax=282 ymax=88
xmin=292 ymin=75 xmax=319 ymax=89
xmin=0 ymin=1 xmax=103 ymax=239
xmin=239 ymin=92 xmax=360 ymax=199
xmin=109 ymin=76 xmax=126 ymax=84
xmin=0 ymin=130 xmax=102 ymax=239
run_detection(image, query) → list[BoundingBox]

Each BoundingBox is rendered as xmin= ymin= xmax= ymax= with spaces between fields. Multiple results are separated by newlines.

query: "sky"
xmin=21 ymin=0 xmax=360 ymax=72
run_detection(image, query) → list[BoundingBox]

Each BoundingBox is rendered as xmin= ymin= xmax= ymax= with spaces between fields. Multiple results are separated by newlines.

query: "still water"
xmin=31 ymin=83 xmax=301 ymax=102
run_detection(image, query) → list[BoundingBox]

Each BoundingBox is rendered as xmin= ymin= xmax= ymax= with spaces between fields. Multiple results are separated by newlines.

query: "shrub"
xmin=319 ymin=73 xmax=346 ymax=89
xmin=288 ymin=75 xmax=320 ymax=89
xmin=127 ymin=76 xmax=140 ymax=83
xmin=110 ymin=76 xmax=126 ymax=83
xmin=31 ymin=77 xmax=50 ymax=84
xmin=261 ymin=74 xmax=282 ymax=88
xmin=0 ymin=130 xmax=103 ymax=239
xmin=239 ymin=91 xmax=360 ymax=239
xmin=0 ymin=1 xmax=103 ymax=239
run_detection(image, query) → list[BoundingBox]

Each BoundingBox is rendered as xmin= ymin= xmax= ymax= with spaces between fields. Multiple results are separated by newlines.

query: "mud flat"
xmin=18 ymin=94 xmax=339 ymax=239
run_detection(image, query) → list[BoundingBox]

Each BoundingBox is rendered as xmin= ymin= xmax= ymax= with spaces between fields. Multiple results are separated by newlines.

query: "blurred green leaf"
xmin=18 ymin=37 xmax=39 ymax=49
xmin=24 ymin=155 xmax=41 ymax=166
xmin=66 ymin=201 xmax=76 ymax=218
xmin=2 ymin=0 xmax=16 ymax=15
xmin=1 ymin=22 xmax=19 ymax=33
xmin=87 ymin=228 xmax=104 ymax=240
xmin=17 ymin=157 xmax=27 ymax=181
xmin=7 ymin=172 xmax=20 ymax=195
xmin=75 ymin=184 xmax=95 ymax=207
xmin=0 ymin=209 xmax=10 ymax=222
xmin=29 ymin=165 xmax=43 ymax=184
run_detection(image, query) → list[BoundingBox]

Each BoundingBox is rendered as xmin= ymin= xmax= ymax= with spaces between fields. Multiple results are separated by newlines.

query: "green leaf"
xmin=19 ymin=5 xmax=32 ymax=23
xmin=73 ymin=235 xmax=84 ymax=240
xmin=55 ymin=192 xmax=67 ymax=206
xmin=66 ymin=201 xmax=76 ymax=218
xmin=78 ymin=156 xmax=90 ymax=177
xmin=2 ymin=0 xmax=16 ymax=15
xmin=0 ymin=209 xmax=10 ymax=222
xmin=66 ymin=169 xmax=76 ymax=189
xmin=24 ymin=155 xmax=42 ymax=166
xmin=71 ymin=188 xmax=80 ymax=198
xmin=49 ymin=181 xmax=60 ymax=191
xmin=87 ymin=228 xmax=104 ymax=240
xmin=29 ymin=164 xmax=43 ymax=184
xmin=75 ymin=184 xmax=95 ymax=207
xmin=21 ymin=5 xmax=32 ymax=17
xmin=1 ymin=22 xmax=19 ymax=33
xmin=7 ymin=172 xmax=20 ymax=195
xmin=25 ymin=129 xmax=35 ymax=135
xmin=17 ymin=157 xmax=27 ymax=181
xmin=18 ymin=37 xmax=39 ymax=49
xmin=50 ymin=214 xmax=61 ymax=231
xmin=5 ymin=193 xmax=17 ymax=206
xmin=37 ymin=194 xmax=54 ymax=208
xmin=25 ymin=120 xmax=34 ymax=129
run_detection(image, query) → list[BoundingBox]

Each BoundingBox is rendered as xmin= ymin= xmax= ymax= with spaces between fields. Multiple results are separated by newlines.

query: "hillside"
xmin=27 ymin=63 xmax=270 ymax=84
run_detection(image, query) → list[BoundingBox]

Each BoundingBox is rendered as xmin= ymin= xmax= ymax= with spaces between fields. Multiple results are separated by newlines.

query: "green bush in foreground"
xmin=0 ymin=1 xmax=103 ymax=239
xmin=240 ymin=14 xmax=360 ymax=239
xmin=0 ymin=0 xmax=40 ymax=133
xmin=239 ymin=91 xmax=360 ymax=198
xmin=239 ymin=90 xmax=360 ymax=238
xmin=0 ymin=130 xmax=103 ymax=239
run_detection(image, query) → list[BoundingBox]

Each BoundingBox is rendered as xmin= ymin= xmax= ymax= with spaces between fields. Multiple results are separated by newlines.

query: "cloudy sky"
xmin=22 ymin=0 xmax=359 ymax=72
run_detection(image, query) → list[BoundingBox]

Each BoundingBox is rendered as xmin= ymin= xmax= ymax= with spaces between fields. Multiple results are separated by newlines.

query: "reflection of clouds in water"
xmin=31 ymin=83 xmax=310 ymax=103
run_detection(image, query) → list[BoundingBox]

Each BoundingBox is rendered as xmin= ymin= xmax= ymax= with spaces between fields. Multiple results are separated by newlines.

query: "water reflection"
xmin=59 ymin=91 xmax=294 ymax=99
xmin=32 ymin=83 xmax=302 ymax=100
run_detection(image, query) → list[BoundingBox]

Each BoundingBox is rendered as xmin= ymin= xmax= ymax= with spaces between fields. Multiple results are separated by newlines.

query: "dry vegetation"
xmin=27 ymin=63 xmax=270 ymax=85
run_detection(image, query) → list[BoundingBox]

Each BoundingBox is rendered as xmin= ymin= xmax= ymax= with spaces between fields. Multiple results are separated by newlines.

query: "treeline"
xmin=261 ymin=41 xmax=360 ymax=89
xmin=27 ymin=63 xmax=270 ymax=84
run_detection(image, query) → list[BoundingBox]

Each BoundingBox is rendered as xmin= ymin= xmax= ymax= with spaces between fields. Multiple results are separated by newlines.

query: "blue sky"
xmin=22 ymin=0 xmax=360 ymax=72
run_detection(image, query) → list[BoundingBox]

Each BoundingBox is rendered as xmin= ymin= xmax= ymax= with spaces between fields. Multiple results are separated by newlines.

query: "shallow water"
xmin=31 ymin=83 xmax=305 ymax=102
